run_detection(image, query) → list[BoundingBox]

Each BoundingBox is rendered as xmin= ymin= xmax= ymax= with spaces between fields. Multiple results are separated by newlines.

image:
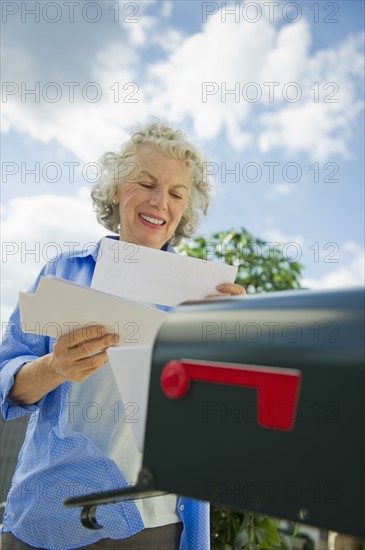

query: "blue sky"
xmin=1 ymin=0 xmax=364 ymax=323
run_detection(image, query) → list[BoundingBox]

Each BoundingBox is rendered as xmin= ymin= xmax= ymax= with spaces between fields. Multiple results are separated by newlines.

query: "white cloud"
xmin=117 ymin=0 xmax=181 ymax=51
xmin=1 ymin=190 xmax=108 ymax=323
xmin=0 ymin=2 xmax=183 ymax=162
xmin=259 ymin=102 xmax=349 ymax=160
xmin=302 ymin=241 xmax=365 ymax=290
xmin=160 ymin=1 xmax=173 ymax=19
xmin=260 ymin=226 xmax=364 ymax=290
xmin=1 ymin=2 xmax=363 ymax=163
xmin=263 ymin=228 xmax=304 ymax=248
xmin=145 ymin=15 xmax=363 ymax=159
xmin=258 ymin=32 xmax=364 ymax=160
xmin=1 ymin=44 xmax=36 ymax=86
xmin=145 ymin=11 xmax=278 ymax=147
xmin=2 ymin=35 xmax=151 ymax=161
xmin=260 ymin=20 xmax=311 ymax=84
xmin=266 ymin=183 xmax=293 ymax=198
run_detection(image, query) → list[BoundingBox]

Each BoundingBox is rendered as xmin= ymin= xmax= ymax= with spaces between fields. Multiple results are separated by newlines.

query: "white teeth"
xmin=140 ymin=214 xmax=164 ymax=225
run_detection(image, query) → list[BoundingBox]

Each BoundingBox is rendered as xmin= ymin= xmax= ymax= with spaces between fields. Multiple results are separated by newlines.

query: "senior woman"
xmin=0 ymin=123 xmax=245 ymax=550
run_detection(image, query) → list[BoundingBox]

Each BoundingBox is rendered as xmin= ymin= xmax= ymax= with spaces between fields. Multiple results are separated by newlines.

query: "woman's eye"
xmin=171 ymin=192 xmax=182 ymax=199
xmin=139 ymin=183 xmax=153 ymax=189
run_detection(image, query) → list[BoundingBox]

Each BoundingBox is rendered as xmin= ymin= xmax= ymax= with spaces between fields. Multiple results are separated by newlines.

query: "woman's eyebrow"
xmin=171 ymin=184 xmax=189 ymax=190
xmin=138 ymin=170 xmax=157 ymax=182
xmin=138 ymin=170 xmax=188 ymax=190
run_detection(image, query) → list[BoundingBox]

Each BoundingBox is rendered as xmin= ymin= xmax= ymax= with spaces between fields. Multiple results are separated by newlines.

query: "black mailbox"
xmin=65 ymin=288 xmax=365 ymax=538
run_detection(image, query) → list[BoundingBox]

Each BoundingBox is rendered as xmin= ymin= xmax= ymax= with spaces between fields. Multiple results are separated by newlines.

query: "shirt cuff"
xmin=1 ymin=355 xmax=41 ymax=420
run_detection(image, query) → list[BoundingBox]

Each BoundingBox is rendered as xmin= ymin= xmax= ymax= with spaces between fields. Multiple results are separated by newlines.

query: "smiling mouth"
xmin=139 ymin=213 xmax=166 ymax=226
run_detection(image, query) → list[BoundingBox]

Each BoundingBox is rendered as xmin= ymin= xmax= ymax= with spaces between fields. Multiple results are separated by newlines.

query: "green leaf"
xmin=239 ymin=513 xmax=251 ymax=531
xmin=234 ymin=530 xmax=250 ymax=550
xmin=254 ymin=527 xmax=265 ymax=544
xmin=260 ymin=518 xmax=281 ymax=547
xmin=280 ymin=533 xmax=294 ymax=550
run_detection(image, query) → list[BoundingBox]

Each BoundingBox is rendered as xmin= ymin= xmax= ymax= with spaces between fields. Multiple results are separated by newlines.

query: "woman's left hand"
xmin=205 ymin=282 xmax=246 ymax=299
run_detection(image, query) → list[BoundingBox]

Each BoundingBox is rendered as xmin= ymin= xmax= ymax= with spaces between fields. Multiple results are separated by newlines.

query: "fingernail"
xmin=113 ymin=334 xmax=120 ymax=343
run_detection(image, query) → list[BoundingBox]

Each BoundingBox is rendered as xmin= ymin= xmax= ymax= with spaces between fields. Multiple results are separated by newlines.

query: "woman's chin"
xmin=135 ymin=234 xmax=165 ymax=250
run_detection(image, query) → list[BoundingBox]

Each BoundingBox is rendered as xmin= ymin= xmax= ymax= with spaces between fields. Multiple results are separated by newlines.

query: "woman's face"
xmin=115 ymin=144 xmax=191 ymax=249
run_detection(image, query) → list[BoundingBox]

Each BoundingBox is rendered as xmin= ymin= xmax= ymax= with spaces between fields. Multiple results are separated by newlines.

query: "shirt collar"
xmin=74 ymin=236 xmax=176 ymax=262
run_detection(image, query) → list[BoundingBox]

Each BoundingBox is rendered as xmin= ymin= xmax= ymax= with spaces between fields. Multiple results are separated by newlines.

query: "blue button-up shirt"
xmin=0 ymin=237 xmax=210 ymax=550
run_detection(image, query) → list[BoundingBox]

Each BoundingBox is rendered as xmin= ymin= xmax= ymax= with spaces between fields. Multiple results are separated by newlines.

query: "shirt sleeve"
xmin=0 ymin=259 xmax=59 ymax=420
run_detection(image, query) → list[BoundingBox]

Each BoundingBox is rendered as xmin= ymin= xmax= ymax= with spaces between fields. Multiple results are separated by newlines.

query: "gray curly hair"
xmin=91 ymin=122 xmax=211 ymax=246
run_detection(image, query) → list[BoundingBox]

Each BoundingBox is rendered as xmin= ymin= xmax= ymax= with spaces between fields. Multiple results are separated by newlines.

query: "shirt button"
xmin=179 ymin=504 xmax=184 ymax=511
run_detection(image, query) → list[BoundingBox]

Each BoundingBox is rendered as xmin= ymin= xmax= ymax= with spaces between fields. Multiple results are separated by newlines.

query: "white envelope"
xmin=19 ymin=292 xmax=35 ymax=326
xmin=107 ymin=345 xmax=152 ymax=452
xmin=19 ymin=276 xmax=166 ymax=344
xmin=91 ymin=238 xmax=238 ymax=306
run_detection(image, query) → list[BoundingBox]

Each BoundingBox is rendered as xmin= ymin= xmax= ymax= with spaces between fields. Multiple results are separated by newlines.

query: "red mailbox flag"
xmin=161 ymin=360 xmax=302 ymax=431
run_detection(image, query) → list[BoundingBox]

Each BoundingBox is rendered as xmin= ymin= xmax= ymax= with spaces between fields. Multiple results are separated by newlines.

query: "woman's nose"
xmin=149 ymin=189 xmax=168 ymax=209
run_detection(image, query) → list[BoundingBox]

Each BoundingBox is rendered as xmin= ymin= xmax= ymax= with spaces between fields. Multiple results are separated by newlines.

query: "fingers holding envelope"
xmin=204 ymin=282 xmax=246 ymax=299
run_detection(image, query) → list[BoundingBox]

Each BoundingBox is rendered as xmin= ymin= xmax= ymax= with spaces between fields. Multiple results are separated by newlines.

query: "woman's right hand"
xmin=49 ymin=324 xmax=119 ymax=383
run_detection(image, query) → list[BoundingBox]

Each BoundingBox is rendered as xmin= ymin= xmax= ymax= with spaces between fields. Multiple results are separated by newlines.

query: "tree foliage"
xmin=178 ymin=227 xmax=303 ymax=294
xmin=178 ymin=227 xmax=305 ymax=550
xmin=209 ymin=509 xmax=308 ymax=550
